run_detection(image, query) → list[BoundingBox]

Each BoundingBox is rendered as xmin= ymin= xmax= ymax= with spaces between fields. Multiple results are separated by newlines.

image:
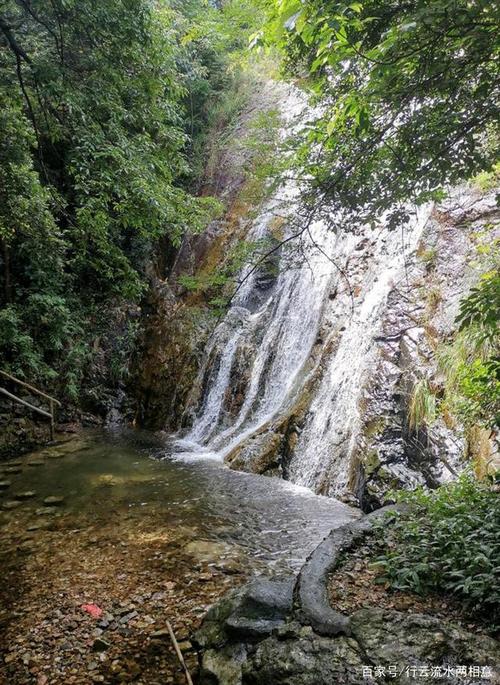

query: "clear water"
xmin=0 ymin=430 xmax=359 ymax=575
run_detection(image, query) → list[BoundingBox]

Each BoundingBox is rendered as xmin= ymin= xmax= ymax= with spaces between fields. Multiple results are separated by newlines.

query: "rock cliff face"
xmin=133 ymin=80 xmax=499 ymax=509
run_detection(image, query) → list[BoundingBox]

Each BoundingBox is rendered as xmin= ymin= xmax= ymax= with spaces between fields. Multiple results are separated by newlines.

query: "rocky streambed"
xmin=0 ymin=430 xmax=358 ymax=684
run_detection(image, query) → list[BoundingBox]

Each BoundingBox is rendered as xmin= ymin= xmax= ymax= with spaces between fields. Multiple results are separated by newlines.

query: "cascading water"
xmin=287 ymin=209 xmax=430 ymax=495
xmin=173 ymin=84 xmax=431 ymax=499
xmin=176 ymin=199 xmax=338 ymax=459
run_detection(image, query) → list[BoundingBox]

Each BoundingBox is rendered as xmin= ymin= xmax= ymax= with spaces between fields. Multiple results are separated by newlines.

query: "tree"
xmin=0 ymin=0 xmax=223 ymax=393
xmin=263 ymin=0 xmax=499 ymax=230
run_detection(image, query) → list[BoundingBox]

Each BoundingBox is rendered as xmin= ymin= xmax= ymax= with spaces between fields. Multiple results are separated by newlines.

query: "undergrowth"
xmin=373 ymin=474 xmax=500 ymax=628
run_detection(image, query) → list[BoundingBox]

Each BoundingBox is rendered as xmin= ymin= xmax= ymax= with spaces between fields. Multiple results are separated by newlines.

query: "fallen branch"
xmin=166 ymin=620 xmax=193 ymax=685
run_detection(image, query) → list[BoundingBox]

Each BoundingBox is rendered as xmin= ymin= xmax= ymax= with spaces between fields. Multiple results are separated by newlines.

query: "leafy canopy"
xmin=262 ymin=0 xmax=499 ymax=230
xmin=0 ymin=0 xmax=249 ymax=395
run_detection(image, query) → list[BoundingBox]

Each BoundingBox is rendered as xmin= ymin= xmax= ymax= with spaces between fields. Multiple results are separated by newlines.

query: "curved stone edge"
xmin=294 ymin=504 xmax=401 ymax=636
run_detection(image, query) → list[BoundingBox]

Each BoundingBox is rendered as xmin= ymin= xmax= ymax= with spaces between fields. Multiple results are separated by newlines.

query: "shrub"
xmin=373 ymin=474 xmax=500 ymax=626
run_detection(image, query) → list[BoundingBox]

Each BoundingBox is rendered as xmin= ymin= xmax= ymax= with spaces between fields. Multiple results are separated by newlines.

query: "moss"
xmin=363 ymin=418 xmax=387 ymax=440
xmin=363 ymin=450 xmax=381 ymax=476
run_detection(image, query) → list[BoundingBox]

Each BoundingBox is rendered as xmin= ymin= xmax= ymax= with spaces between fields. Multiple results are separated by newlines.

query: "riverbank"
xmin=195 ymin=508 xmax=500 ymax=684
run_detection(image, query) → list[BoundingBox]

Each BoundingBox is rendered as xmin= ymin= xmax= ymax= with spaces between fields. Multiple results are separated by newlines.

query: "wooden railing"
xmin=0 ymin=370 xmax=61 ymax=440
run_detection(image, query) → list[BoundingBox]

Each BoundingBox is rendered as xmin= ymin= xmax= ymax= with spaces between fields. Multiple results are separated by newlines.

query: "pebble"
xmin=119 ymin=610 xmax=138 ymax=624
xmin=14 ymin=491 xmax=37 ymax=500
xmin=4 ymin=466 xmax=22 ymax=474
xmin=151 ymin=629 xmax=169 ymax=639
xmin=27 ymin=460 xmax=45 ymax=467
xmin=3 ymin=500 xmax=22 ymax=510
xmin=92 ymin=638 xmax=110 ymax=652
xmin=35 ymin=507 xmax=58 ymax=516
xmin=43 ymin=496 xmax=65 ymax=506
xmin=0 ymin=480 xmax=11 ymax=490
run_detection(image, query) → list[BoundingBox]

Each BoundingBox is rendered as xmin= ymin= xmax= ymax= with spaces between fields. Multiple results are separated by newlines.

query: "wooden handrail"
xmin=0 ymin=387 xmax=52 ymax=419
xmin=0 ymin=370 xmax=60 ymax=440
xmin=0 ymin=370 xmax=61 ymax=406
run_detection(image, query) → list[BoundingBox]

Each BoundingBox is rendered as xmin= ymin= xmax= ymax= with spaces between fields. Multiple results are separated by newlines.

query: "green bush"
xmin=373 ymin=474 xmax=500 ymax=626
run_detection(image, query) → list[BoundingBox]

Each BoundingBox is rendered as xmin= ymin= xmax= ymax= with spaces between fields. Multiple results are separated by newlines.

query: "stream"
xmin=0 ymin=430 xmax=358 ymax=684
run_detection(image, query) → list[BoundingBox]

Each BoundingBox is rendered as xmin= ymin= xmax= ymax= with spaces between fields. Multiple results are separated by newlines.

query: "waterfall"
xmin=287 ymin=210 xmax=430 ymax=495
xmin=173 ymin=84 xmax=430 ymax=498
xmin=177 ymin=200 xmax=338 ymax=460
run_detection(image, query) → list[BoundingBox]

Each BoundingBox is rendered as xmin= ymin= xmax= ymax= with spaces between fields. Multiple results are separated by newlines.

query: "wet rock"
xmin=4 ymin=466 xmax=22 ymax=474
xmin=2 ymin=500 xmax=22 ymax=510
xmin=0 ymin=480 xmax=11 ymax=490
xmin=43 ymin=496 xmax=65 ymax=506
xmin=226 ymin=432 xmax=283 ymax=476
xmin=27 ymin=523 xmax=44 ymax=531
xmin=35 ymin=507 xmax=59 ymax=516
xmin=194 ymin=577 xmax=295 ymax=651
xmin=183 ymin=539 xmax=234 ymax=563
xmin=13 ymin=491 xmax=37 ymax=500
xmin=27 ymin=460 xmax=45 ymax=467
xmin=214 ymin=558 xmax=244 ymax=575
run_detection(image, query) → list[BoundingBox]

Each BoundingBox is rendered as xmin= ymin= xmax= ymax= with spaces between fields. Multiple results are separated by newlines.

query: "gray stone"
xmin=195 ymin=577 xmax=294 ymax=655
xmin=241 ymin=633 xmax=368 ymax=685
xmin=43 ymin=496 xmax=65 ymax=506
xmin=151 ymin=629 xmax=170 ymax=639
xmin=2 ymin=500 xmax=22 ymax=510
xmin=13 ymin=491 xmax=36 ymax=500
xmin=225 ymin=616 xmax=285 ymax=639
xmin=35 ymin=507 xmax=58 ymax=516
xmin=350 ymin=608 xmax=500 ymax=676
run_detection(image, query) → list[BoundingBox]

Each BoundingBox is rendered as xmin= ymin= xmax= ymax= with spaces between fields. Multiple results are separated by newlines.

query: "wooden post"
xmin=166 ymin=621 xmax=194 ymax=685
xmin=49 ymin=398 xmax=55 ymax=441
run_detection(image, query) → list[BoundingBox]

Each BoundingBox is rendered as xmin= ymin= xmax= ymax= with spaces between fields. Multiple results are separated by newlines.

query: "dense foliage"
xmin=442 ymin=269 xmax=500 ymax=428
xmin=0 ymin=0 xmax=260 ymax=400
xmin=374 ymin=474 xmax=500 ymax=626
xmin=410 ymin=232 xmax=499 ymax=432
xmin=263 ymin=0 xmax=499 ymax=230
